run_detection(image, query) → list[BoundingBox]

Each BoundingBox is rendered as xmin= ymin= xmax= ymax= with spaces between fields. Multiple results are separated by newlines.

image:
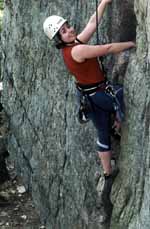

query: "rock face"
xmin=111 ymin=1 xmax=150 ymax=229
xmin=1 ymin=0 xmax=150 ymax=229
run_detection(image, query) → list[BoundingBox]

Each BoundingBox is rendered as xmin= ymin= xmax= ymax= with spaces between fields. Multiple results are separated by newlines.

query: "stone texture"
xmin=1 ymin=0 xmax=150 ymax=229
xmin=110 ymin=1 xmax=150 ymax=228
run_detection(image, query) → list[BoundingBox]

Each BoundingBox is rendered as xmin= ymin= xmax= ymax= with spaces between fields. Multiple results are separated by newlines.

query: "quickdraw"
xmin=78 ymin=94 xmax=90 ymax=124
xmin=105 ymin=84 xmax=124 ymax=122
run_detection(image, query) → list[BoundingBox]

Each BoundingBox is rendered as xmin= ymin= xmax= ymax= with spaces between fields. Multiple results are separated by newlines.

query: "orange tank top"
xmin=62 ymin=44 xmax=105 ymax=85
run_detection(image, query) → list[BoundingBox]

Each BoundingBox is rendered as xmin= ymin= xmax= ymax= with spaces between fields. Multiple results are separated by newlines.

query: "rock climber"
xmin=43 ymin=0 xmax=135 ymax=194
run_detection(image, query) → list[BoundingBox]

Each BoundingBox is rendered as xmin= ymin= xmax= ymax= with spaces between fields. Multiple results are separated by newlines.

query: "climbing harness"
xmin=105 ymin=84 xmax=124 ymax=122
xmin=77 ymin=81 xmax=124 ymax=122
xmin=76 ymin=81 xmax=106 ymax=124
xmin=76 ymin=81 xmax=106 ymax=95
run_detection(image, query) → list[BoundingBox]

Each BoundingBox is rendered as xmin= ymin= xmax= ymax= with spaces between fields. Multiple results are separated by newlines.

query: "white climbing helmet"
xmin=43 ymin=15 xmax=67 ymax=40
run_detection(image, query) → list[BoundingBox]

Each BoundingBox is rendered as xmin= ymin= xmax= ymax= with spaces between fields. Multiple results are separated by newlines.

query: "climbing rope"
xmin=95 ymin=0 xmax=107 ymax=76
xmin=95 ymin=0 xmax=99 ymax=44
xmin=95 ymin=1 xmax=124 ymax=124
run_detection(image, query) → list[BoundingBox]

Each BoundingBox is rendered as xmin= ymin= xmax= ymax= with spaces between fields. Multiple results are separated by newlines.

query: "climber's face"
xmin=59 ymin=22 xmax=76 ymax=43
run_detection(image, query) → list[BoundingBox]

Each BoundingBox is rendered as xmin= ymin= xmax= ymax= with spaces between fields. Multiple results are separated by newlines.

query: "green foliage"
xmin=0 ymin=0 xmax=3 ymax=10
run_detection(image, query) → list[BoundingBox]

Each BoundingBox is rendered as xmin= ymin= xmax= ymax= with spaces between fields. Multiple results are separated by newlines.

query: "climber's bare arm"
xmin=77 ymin=0 xmax=112 ymax=43
xmin=71 ymin=42 xmax=136 ymax=62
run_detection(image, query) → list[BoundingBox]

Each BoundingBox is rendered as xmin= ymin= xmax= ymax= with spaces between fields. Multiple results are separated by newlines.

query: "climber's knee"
xmin=96 ymin=139 xmax=111 ymax=152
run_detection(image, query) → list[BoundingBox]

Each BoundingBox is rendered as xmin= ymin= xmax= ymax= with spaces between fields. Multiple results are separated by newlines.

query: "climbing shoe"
xmin=101 ymin=168 xmax=119 ymax=220
xmin=102 ymin=168 xmax=119 ymax=197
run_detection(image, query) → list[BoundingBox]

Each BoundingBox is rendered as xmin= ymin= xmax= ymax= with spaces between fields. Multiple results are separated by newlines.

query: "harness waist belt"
xmin=76 ymin=81 xmax=106 ymax=94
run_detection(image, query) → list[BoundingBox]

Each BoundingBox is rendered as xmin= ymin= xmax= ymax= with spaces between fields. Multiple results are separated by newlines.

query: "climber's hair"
xmin=54 ymin=32 xmax=66 ymax=49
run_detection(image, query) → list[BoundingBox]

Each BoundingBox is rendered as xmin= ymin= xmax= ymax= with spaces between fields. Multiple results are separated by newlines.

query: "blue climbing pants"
xmin=77 ymin=84 xmax=124 ymax=152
